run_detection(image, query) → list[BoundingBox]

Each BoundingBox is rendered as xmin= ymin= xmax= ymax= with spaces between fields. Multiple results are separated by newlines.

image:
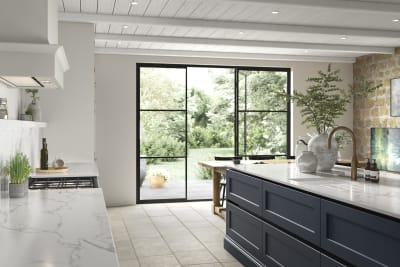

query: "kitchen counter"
xmin=30 ymin=162 xmax=99 ymax=178
xmin=231 ymin=163 xmax=400 ymax=220
xmin=0 ymin=188 xmax=118 ymax=267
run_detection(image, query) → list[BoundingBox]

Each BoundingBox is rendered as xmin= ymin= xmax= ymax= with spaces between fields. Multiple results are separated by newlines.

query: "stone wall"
xmin=353 ymin=48 xmax=400 ymax=159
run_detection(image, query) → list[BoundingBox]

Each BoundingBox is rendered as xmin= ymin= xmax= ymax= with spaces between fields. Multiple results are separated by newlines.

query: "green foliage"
xmin=284 ymin=64 xmax=382 ymax=134
xmin=189 ymin=126 xmax=232 ymax=149
xmin=140 ymin=135 xmax=185 ymax=164
xmin=4 ymin=152 xmax=31 ymax=184
xmin=198 ymin=166 xmax=212 ymax=180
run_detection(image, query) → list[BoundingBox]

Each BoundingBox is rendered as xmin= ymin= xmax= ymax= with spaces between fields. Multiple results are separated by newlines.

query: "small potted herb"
xmin=4 ymin=152 xmax=32 ymax=198
xmin=147 ymin=168 xmax=169 ymax=188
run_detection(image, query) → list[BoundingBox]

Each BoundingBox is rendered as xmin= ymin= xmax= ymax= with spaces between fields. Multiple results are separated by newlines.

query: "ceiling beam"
xmin=60 ymin=13 xmax=400 ymax=39
xmin=96 ymin=33 xmax=394 ymax=54
xmin=224 ymin=0 xmax=400 ymax=13
xmin=95 ymin=47 xmax=356 ymax=63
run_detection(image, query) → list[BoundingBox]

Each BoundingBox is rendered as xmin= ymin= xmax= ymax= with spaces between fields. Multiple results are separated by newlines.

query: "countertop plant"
xmin=5 ymin=152 xmax=32 ymax=184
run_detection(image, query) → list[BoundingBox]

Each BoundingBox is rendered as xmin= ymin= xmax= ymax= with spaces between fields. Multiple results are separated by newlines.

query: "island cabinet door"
xmin=261 ymin=180 xmax=321 ymax=246
xmin=263 ymin=219 xmax=320 ymax=267
xmin=226 ymin=202 xmax=264 ymax=262
xmin=321 ymin=253 xmax=348 ymax=267
xmin=226 ymin=170 xmax=263 ymax=215
xmin=321 ymin=199 xmax=400 ymax=267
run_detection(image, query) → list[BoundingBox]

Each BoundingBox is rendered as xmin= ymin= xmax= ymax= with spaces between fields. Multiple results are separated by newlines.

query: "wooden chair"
xmin=214 ymin=156 xmax=243 ymax=207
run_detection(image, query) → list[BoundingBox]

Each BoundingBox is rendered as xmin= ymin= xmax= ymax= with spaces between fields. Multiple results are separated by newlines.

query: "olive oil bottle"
xmin=40 ymin=138 xmax=48 ymax=170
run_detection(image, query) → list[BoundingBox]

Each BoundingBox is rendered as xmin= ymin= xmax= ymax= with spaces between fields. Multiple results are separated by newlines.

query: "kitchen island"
xmin=0 ymin=188 xmax=118 ymax=267
xmin=225 ymin=163 xmax=400 ymax=267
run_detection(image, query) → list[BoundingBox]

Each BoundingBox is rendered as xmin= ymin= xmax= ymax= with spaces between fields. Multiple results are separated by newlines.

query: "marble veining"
xmin=232 ymin=163 xmax=400 ymax=220
xmin=0 ymin=188 xmax=118 ymax=267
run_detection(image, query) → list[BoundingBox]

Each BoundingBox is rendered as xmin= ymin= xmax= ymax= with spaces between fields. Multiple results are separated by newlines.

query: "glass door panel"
xmin=186 ymin=67 xmax=235 ymax=200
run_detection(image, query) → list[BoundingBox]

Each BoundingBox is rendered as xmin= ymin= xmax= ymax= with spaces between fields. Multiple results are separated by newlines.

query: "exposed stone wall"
xmin=353 ymin=48 xmax=400 ymax=159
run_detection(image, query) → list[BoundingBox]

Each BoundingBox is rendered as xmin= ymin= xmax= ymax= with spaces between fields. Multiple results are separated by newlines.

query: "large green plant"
xmin=5 ymin=152 xmax=32 ymax=184
xmin=288 ymin=64 xmax=381 ymax=134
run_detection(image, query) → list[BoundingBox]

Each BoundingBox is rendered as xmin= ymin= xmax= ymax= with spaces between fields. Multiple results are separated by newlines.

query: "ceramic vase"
xmin=26 ymin=100 xmax=41 ymax=122
xmin=308 ymin=133 xmax=337 ymax=171
xmin=297 ymin=151 xmax=318 ymax=173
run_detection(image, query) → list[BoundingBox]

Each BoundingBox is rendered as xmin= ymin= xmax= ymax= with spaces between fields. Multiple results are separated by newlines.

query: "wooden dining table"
xmin=198 ymin=159 xmax=294 ymax=219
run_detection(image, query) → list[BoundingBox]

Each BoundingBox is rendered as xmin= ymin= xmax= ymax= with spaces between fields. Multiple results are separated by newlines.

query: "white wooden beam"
xmin=224 ymin=0 xmax=400 ymax=13
xmin=60 ymin=13 xmax=400 ymax=39
xmin=95 ymin=47 xmax=356 ymax=63
xmin=96 ymin=33 xmax=394 ymax=54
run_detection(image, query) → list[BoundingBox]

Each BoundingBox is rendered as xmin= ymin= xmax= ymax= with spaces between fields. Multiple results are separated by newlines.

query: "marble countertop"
xmin=231 ymin=163 xmax=400 ymax=220
xmin=0 ymin=188 xmax=119 ymax=267
xmin=30 ymin=162 xmax=99 ymax=178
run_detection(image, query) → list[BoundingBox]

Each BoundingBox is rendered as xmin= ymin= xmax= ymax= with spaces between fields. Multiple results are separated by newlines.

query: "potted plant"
xmin=147 ymin=168 xmax=168 ymax=188
xmin=25 ymin=89 xmax=41 ymax=121
xmin=284 ymin=64 xmax=381 ymax=170
xmin=4 ymin=152 xmax=32 ymax=198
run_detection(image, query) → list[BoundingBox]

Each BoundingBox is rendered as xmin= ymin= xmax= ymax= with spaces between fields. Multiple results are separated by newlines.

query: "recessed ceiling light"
xmin=393 ymin=19 xmax=400 ymax=23
xmin=340 ymin=36 xmax=348 ymax=40
xmin=123 ymin=25 xmax=128 ymax=29
xmin=118 ymin=41 xmax=122 ymax=45
xmin=130 ymin=0 xmax=138 ymax=5
xmin=272 ymin=10 xmax=280 ymax=15
xmin=239 ymin=31 xmax=244 ymax=35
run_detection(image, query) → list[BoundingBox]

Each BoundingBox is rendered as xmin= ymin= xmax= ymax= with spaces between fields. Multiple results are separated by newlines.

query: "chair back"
xmin=248 ymin=155 xmax=275 ymax=160
xmin=214 ymin=156 xmax=243 ymax=161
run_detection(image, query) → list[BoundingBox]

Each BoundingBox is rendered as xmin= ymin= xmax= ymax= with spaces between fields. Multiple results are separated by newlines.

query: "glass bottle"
xmin=370 ymin=159 xmax=380 ymax=183
xmin=0 ymin=98 xmax=8 ymax=119
xmin=40 ymin=138 xmax=49 ymax=170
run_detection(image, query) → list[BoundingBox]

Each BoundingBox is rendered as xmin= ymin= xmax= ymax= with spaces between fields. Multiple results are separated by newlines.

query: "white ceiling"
xmin=58 ymin=0 xmax=400 ymax=62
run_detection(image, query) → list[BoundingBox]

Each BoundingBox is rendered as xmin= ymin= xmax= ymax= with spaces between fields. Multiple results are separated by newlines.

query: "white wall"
xmin=0 ymin=84 xmax=41 ymax=169
xmin=95 ymin=54 xmax=353 ymax=206
xmin=40 ymin=22 xmax=95 ymax=162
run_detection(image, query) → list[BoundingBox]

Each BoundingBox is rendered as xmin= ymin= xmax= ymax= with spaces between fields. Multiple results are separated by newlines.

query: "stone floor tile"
xmin=116 ymin=246 xmax=137 ymax=261
xmin=133 ymin=237 xmax=171 ymax=257
xmin=119 ymin=259 xmax=140 ymax=267
xmin=139 ymin=254 xmax=181 ymax=267
xmin=175 ymin=249 xmax=218 ymax=265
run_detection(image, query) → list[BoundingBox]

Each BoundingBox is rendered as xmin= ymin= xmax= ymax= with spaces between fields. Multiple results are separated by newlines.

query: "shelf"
xmin=0 ymin=119 xmax=46 ymax=128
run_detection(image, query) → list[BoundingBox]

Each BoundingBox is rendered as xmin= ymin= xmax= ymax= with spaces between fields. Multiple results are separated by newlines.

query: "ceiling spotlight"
xmin=118 ymin=41 xmax=122 ymax=45
xmin=239 ymin=31 xmax=244 ymax=35
xmin=340 ymin=36 xmax=348 ymax=40
xmin=123 ymin=25 xmax=128 ymax=29
xmin=393 ymin=19 xmax=400 ymax=22
xmin=271 ymin=10 xmax=280 ymax=15
xmin=130 ymin=0 xmax=138 ymax=5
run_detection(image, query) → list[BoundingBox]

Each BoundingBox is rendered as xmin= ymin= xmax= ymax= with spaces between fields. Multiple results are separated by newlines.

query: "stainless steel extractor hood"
xmin=0 ymin=0 xmax=69 ymax=89
xmin=0 ymin=42 xmax=69 ymax=89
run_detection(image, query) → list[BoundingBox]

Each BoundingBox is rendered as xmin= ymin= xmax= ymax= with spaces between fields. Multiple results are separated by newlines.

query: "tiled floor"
xmin=107 ymin=201 xmax=243 ymax=267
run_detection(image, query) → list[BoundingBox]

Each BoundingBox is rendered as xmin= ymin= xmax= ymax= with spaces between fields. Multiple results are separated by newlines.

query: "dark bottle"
xmin=40 ymin=138 xmax=48 ymax=170
xmin=364 ymin=158 xmax=371 ymax=181
xmin=370 ymin=159 xmax=380 ymax=183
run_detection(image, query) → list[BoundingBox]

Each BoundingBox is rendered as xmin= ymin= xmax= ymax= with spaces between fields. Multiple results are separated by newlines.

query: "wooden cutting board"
xmin=35 ymin=167 xmax=69 ymax=173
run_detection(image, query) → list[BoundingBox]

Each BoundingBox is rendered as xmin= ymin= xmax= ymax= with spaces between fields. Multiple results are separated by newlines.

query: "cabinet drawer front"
xmin=321 ymin=199 xmax=400 ymax=267
xmin=321 ymin=253 xmax=348 ymax=267
xmin=263 ymin=220 xmax=320 ymax=267
xmin=226 ymin=202 xmax=264 ymax=261
xmin=227 ymin=170 xmax=263 ymax=215
xmin=262 ymin=180 xmax=321 ymax=245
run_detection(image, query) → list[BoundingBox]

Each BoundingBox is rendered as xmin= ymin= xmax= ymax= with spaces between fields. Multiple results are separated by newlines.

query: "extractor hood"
xmin=0 ymin=0 xmax=69 ymax=89
xmin=0 ymin=42 xmax=69 ymax=89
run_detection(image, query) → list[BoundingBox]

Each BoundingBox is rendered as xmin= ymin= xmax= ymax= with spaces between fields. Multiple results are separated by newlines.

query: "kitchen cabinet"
xmin=225 ymin=167 xmax=400 ymax=267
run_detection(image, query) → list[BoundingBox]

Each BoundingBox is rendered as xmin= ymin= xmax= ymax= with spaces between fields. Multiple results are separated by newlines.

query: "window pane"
xmin=238 ymin=112 xmax=287 ymax=155
xmin=238 ymin=70 xmax=287 ymax=111
xmin=140 ymin=67 xmax=186 ymax=110
xmin=140 ymin=111 xmax=185 ymax=157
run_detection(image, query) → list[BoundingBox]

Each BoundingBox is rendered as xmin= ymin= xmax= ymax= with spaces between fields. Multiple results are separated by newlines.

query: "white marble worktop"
xmin=30 ymin=162 xmax=99 ymax=178
xmin=0 ymin=188 xmax=118 ymax=267
xmin=231 ymin=163 xmax=400 ymax=220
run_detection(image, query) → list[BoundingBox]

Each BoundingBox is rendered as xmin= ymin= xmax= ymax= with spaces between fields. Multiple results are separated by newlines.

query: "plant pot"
xmin=150 ymin=175 xmax=166 ymax=188
xmin=26 ymin=101 xmax=41 ymax=121
xmin=308 ymin=133 xmax=338 ymax=171
xmin=9 ymin=180 xmax=28 ymax=198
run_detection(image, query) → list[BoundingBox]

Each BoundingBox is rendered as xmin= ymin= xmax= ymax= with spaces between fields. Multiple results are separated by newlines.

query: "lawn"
xmin=144 ymin=147 xmax=233 ymax=182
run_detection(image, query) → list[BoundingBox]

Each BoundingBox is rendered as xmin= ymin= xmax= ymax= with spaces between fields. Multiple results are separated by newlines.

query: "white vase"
xmin=308 ymin=133 xmax=338 ymax=171
xmin=26 ymin=101 xmax=41 ymax=121
xmin=297 ymin=151 xmax=317 ymax=173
